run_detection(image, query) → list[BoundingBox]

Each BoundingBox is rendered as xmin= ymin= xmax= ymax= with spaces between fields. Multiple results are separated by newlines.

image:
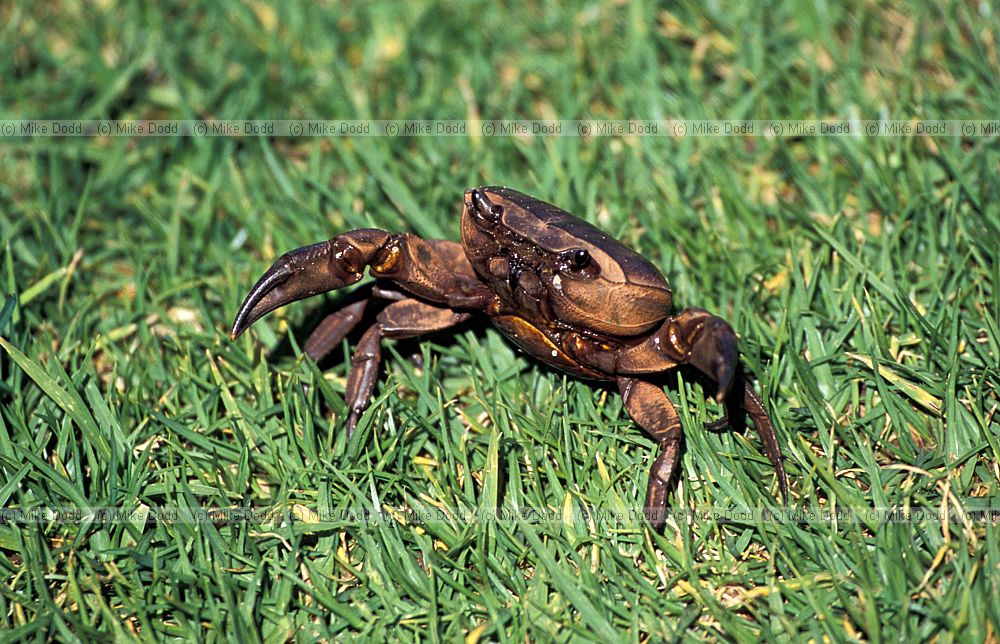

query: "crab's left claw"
xmin=686 ymin=313 xmax=738 ymax=401
xmin=231 ymin=241 xmax=351 ymax=340
xmin=231 ymin=230 xmax=393 ymax=340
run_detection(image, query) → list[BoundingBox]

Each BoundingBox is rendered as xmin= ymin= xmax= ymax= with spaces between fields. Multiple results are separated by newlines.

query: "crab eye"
xmin=557 ymin=248 xmax=598 ymax=279
xmin=560 ymin=248 xmax=590 ymax=269
xmin=469 ymin=190 xmax=501 ymax=228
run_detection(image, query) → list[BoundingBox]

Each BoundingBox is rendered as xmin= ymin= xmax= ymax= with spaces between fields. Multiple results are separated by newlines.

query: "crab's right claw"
xmin=230 ymin=240 xmax=364 ymax=340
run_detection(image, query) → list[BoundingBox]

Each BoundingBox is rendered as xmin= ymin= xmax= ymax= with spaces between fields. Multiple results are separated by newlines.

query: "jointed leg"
xmin=702 ymin=373 xmax=789 ymax=504
xmin=742 ymin=380 xmax=789 ymax=503
xmin=618 ymin=377 xmax=683 ymax=531
xmin=616 ymin=306 xmax=788 ymax=506
xmin=343 ymin=298 xmax=472 ymax=434
xmin=303 ymin=299 xmax=368 ymax=363
xmin=301 ymin=282 xmax=420 ymax=363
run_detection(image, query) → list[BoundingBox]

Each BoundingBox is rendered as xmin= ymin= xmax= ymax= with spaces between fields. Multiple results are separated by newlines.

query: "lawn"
xmin=1 ymin=0 xmax=999 ymax=640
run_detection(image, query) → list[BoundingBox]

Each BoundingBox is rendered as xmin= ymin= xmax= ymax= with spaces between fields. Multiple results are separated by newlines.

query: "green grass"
xmin=2 ymin=0 xmax=999 ymax=640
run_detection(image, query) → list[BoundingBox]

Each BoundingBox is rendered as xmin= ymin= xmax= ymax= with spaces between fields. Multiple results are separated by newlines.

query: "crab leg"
xmin=343 ymin=298 xmax=471 ymax=434
xmin=742 ymin=380 xmax=789 ymax=504
xmin=617 ymin=377 xmax=683 ymax=531
xmin=610 ymin=307 xmax=789 ymax=508
xmin=301 ymin=299 xmax=369 ymax=363
xmin=702 ymin=376 xmax=790 ymax=504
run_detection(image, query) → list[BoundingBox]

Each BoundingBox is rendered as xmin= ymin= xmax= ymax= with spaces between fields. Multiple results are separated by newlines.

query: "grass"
xmin=1 ymin=0 xmax=999 ymax=640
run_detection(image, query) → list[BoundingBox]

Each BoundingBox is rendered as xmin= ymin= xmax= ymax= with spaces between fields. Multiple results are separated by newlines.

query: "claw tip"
xmin=229 ymin=320 xmax=244 ymax=341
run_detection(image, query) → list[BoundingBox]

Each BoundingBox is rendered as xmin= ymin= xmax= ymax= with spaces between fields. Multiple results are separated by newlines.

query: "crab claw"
xmin=231 ymin=240 xmax=366 ymax=340
xmin=687 ymin=315 xmax=738 ymax=401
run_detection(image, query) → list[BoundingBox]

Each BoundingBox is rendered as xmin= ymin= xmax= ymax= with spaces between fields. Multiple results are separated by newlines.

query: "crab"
xmin=230 ymin=187 xmax=788 ymax=528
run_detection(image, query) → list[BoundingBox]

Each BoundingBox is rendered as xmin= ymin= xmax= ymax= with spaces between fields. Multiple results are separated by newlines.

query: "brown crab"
xmin=231 ymin=187 xmax=788 ymax=528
